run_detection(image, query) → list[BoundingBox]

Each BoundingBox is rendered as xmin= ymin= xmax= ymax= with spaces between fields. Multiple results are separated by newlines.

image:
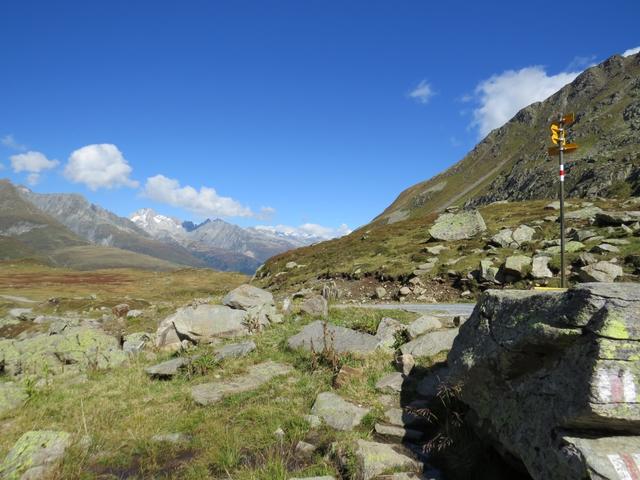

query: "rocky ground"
xmin=257 ymin=197 xmax=640 ymax=304
xmin=0 ymin=266 xmax=511 ymax=480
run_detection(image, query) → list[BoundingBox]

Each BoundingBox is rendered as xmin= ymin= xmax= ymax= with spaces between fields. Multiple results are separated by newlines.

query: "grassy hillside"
xmin=0 ymin=179 xmax=88 ymax=253
xmin=256 ymin=196 xmax=640 ymax=298
xmin=375 ymin=53 xmax=640 ymax=225
xmin=47 ymin=246 xmax=184 ymax=271
xmin=0 ymin=180 xmax=199 ymax=272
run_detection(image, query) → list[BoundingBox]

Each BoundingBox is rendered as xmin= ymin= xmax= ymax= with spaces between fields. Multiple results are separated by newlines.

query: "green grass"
xmin=0 ymin=301 xmax=424 ymax=479
xmin=257 ymin=196 xmax=639 ymax=295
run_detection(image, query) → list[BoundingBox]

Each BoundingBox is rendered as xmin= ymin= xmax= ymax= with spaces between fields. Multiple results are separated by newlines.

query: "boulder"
xmin=479 ymin=259 xmax=500 ymax=284
xmin=374 ymin=423 xmax=422 ymax=441
xmin=447 ymin=284 xmax=640 ymax=480
xmin=595 ymin=211 xmax=640 ymax=226
xmin=375 ymin=372 xmax=405 ymax=393
xmin=311 ymin=392 xmax=370 ymax=431
xmin=354 ymin=440 xmax=422 ymax=480
xmin=579 ymin=261 xmax=623 ymax=282
xmin=0 ymin=430 xmax=70 ymax=479
xmin=545 ymin=241 xmax=586 ymax=254
xmin=213 ymin=341 xmax=256 ymax=361
xmin=375 ymin=287 xmax=387 ymax=299
xmin=531 ymin=255 xmax=553 ymax=279
xmin=590 ymin=243 xmax=620 ymax=254
xmin=489 ymin=229 xmax=514 ymax=248
xmin=122 ymin=332 xmax=154 ymax=354
xmin=145 ymin=357 xmax=191 ymax=379
xmin=399 ymin=287 xmax=412 ymax=296
xmin=191 ymin=361 xmax=293 ymax=405
xmin=573 ymin=229 xmax=597 ymax=242
xmin=384 ymin=408 xmax=422 ymax=428
xmin=288 ymin=321 xmax=380 ymax=355
xmin=563 ymin=206 xmax=603 ymax=220
xmin=375 ymin=317 xmax=407 ymax=348
xmin=223 ymin=284 xmax=274 ymax=310
xmin=300 ymin=295 xmax=328 ymax=318
xmin=406 ymin=315 xmax=442 ymax=339
xmin=503 ymin=255 xmax=532 ymax=281
xmin=512 ymin=225 xmax=535 ymax=245
xmin=0 ymin=326 xmax=126 ymax=378
xmin=395 ymin=354 xmax=415 ymax=376
xmin=428 ymin=209 xmax=487 ymax=241
xmin=400 ymin=329 xmax=458 ymax=358
xmin=576 ymin=252 xmax=598 ymax=267
xmin=156 ymin=305 xmax=248 ymax=349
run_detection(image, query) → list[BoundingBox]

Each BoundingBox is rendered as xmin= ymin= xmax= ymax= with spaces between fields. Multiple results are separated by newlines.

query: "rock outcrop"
xmin=447 ymin=283 xmax=640 ymax=480
xmin=428 ymin=209 xmax=487 ymax=241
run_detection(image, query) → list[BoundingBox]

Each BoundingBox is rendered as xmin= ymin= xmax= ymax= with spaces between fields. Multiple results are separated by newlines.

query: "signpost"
xmin=548 ymin=113 xmax=578 ymax=288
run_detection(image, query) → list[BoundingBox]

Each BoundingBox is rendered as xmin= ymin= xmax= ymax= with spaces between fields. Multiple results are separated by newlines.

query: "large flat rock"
xmin=0 ymin=430 xmax=70 ymax=479
xmin=400 ymin=329 xmax=459 ymax=358
xmin=223 ymin=284 xmax=274 ymax=310
xmin=311 ymin=391 xmax=370 ymax=431
xmin=355 ymin=440 xmax=422 ymax=480
xmin=447 ymin=283 xmax=640 ymax=479
xmin=428 ymin=209 xmax=486 ymax=241
xmin=191 ymin=361 xmax=293 ymax=406
xmin=156 ymin=304 xmax=248 ymax=349
xmin=288 ymin=321 xmax=380 ymax=355
xmin=0 ymin=326 xmax=126 ymax=378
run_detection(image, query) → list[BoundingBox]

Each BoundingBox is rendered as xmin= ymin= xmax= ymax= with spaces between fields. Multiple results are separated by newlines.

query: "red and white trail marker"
xmin=608 ymin=453 xmax=640 ymax=480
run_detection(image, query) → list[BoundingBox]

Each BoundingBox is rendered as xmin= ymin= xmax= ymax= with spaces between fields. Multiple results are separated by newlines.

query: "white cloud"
xmin=1 ymin=134 xmax=27 ymax=151
xmin=143 ymin=174 xmax=256 ymax=218
xmin=623 ymin=46 xmax=640 ymax=57
xmin=255 ymin=223 xmax=351 ymax=240
xmin=471 ymin=66 xmax=580 ymax=138
xmin=64 ymin=144 xmax=139 ymax=190
xmin=10 ymin=151 xmax=59 ymax=185
xmin=408 ymin=80 xmax=434 ymax=104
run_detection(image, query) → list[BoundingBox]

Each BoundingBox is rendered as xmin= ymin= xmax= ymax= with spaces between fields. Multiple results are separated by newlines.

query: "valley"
xmin=1 ymin=46 xmax=639 ymax=480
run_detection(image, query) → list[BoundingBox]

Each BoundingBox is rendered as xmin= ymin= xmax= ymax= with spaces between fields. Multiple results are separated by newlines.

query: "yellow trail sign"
xmin=548 ymin=143 xmax=579 ymax=156
xmin=550 ymin=124 xmax=560 ymax=144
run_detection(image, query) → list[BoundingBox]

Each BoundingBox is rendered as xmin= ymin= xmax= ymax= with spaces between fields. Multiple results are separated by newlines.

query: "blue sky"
xmin=1 ymin=0 xmax=638 ymax=238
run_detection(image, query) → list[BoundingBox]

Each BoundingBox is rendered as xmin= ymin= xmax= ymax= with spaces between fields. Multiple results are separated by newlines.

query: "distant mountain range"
xmin=129 ymin=208 xmax=321 ymax=272
xmin=0 ymin=180 xmax=321 ymax=273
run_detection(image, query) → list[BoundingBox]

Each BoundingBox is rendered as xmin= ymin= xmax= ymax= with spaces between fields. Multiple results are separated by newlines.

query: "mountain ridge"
xmin=375 ymin=52 xmax=640 ymax=225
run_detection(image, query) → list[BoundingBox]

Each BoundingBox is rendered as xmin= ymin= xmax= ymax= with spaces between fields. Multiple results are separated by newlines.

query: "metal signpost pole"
xmin=559 ymin=118 xmax=566 ymax=288
xmin=548 ymin=113 xmax=577 ymax=289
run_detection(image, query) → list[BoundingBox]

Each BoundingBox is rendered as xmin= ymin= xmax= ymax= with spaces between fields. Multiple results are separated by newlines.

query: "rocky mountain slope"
xmin=376 ymin=52 xmax=640 ymax=225
xmin=257 ymin=53 xmax=640 ymax=299
xmin=0 ymin=180 xmax=178 ymax=270
xmin=19 ymin=188 xmax=205 ymax=269
xmin=0 ymin=179 xmax=86 ymax=259
xmin=131 ymin=208 xmax=319 ymax=273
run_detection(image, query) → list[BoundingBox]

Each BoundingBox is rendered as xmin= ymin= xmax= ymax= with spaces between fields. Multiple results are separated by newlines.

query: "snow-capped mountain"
xmin=129 ymin=208 xmax=187 ymax=244
xmin=129 ymin=209 xmax=320 ymax=272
